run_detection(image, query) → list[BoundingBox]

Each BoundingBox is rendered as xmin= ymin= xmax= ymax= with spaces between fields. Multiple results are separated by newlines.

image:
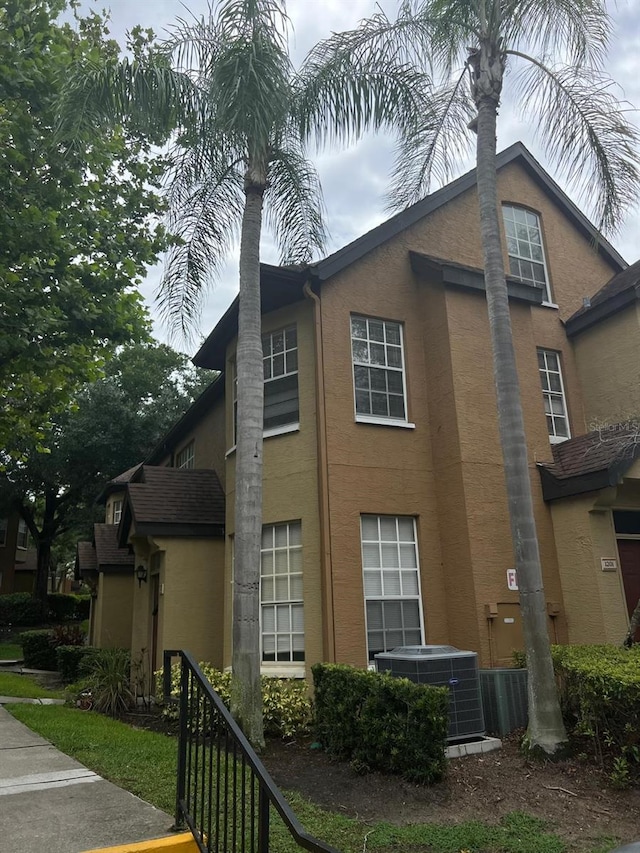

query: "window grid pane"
xmin=260 ymin=521 xmax=304 ymax=662
xmin=503 ymin=205 xmax=551 ymax=301
xmin=361 ymin=515 xmax=423 ymax=661
xmin=176 ymin=442 xmax=194 ymax=469
xmin=537 ymin=348 xmax=570 ymax=441
xmin=351 ymin=317 xmax=407 ymax=421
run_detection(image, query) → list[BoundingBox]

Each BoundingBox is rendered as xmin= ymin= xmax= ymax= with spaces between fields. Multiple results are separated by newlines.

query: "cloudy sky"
xmin=72 ymin=0 xmax=640 ymax=351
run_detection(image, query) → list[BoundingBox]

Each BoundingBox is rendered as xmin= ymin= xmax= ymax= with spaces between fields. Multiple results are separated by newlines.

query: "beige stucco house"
xmin=77 ymin=142 xmax=640 ymax=681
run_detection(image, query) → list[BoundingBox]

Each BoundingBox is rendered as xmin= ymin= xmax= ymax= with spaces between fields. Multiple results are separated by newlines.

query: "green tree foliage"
xmin=0 ymin=0 xmax=168 ymax=450
xmin=0 ymin=342 xmax=214 ymax=601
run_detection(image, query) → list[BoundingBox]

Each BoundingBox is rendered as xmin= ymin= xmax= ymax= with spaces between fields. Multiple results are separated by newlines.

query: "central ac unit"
xmin=375 ymin=645 xmax=485 ymax=741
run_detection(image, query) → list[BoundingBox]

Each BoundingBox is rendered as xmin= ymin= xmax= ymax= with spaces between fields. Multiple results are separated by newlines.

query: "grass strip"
xmin=0 ymin=642 xmax=23 ymax=660
xmin=7 ymin=704 xmax=617 ymax=853
xmin=0 ymin=672 xmax=64 ymax=699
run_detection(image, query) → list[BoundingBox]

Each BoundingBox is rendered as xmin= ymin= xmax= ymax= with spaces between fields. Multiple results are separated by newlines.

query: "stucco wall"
xmin=572 ymin=304 xmax=640 ymax=428
xmin=550 ymin=497 xmax=628 ymax=644
xmin=224 ymin=300 xmax=323 ymax=674
xmin=94 ymin=573 xmax=134 ymax=649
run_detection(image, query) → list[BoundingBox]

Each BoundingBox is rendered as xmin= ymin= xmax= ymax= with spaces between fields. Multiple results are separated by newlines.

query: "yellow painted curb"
xmin=82 ymin=832 xmax=199 ymax=853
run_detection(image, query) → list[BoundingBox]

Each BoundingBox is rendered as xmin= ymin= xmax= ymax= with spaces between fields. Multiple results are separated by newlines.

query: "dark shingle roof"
xmin=76 ymin=541 xmax=97 ymax=574
xmin=94 ymin=523 xmax=134 ymax=571
xmin=120 ymin=466 xmax=225 ymax=542
xmin=565 ymin=259 xmax=640 ymax=336
xmin=538 ymin=426 xmax=640 ymax=500
xmin=96 ymin=463 xmax=144 ymax=505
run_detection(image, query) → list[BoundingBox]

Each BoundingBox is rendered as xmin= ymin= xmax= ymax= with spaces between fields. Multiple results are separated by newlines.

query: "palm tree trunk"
xmin=231 ymin=164 xmax=266 ymax=749
xmin=473 ymin=44 xmax=566 ymax=755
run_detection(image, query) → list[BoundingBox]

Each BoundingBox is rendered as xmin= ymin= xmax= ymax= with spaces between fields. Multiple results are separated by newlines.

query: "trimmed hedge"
xmin=20 ymin=629 xmax=57 ymax=670
xmin=0 ymin=592 xmax=90 ymax=627
xmin=312 ymin=663 xmax=449 ymax=783
xmin=158 ymin=663 xmax=312 ymax=739
xmin=0 ymin=593 xmax=48 ymax=627
xmin=56 ymin=646 xmax=100 ymax=683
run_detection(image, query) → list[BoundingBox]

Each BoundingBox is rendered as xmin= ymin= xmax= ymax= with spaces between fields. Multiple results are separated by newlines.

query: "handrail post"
xmin=258 ymin=784 xmax=270 ymax=853
xmin=173 ymin=654 xmax=189 ymax=831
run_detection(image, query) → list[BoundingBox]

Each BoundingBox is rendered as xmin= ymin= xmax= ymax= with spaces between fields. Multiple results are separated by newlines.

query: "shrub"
xmin=550 ymin=644 xmax=640 ymax=784
xmin=20 ymin=629 xmax=57 ymax=670
xmin=50 ymin=623 xmax=85 ymax=647
xmin=312 ymin=663 xmax=449 ymax=784
xmin=56 ymin=645 xmax=100 ymax=683
xmin=47 ymin=593 xmax=91 ymax=622
xmin=80 ymin=648 xmax=134 ymax=716
xmin=0 ymin=593 xmax=48 ymax=627
xmin=157 ymin=663 xmax=312 ymax=738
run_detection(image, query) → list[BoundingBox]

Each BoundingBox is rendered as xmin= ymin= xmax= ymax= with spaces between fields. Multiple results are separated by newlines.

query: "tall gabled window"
xmin=361 ymin=515 xmax=424 ymax=662
xmin=232 ymin=326 xmax=299 ymax=444
xmin=112 ymin=499 xmax=123 ymax=525
xmin=351 ymin=317 xmax=408 ymax=425
xmin=538 ymin=349 xmax=570 ymax=443
xmin=260 ymin=521 xmax=304 ymax=663
xmin=176 ymin=442 xmax=195 ymax=469
xmin=17 ymin=519 xmax=28 ymax=550
xmin=502 ymin=205 xmax=552 ymax=303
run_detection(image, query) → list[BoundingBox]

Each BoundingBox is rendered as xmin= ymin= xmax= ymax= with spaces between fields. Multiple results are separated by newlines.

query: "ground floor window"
xmin=361 ymin=514 xmax=423 ymax=661
xmin=261 ymin=521 xmax=304 ymax=662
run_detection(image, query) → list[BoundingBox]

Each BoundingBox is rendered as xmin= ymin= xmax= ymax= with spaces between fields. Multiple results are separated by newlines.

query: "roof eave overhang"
xmin=539 ymin=454 xmax=640 ymax=501
xmin=131 ymin=522 xmax=226 ymax=539
xmin=193 ymin=265 xmax=308 ymax=370
xmin=410 ymin=252 xmax=544 ymax=305
xmin=565 ymin=286 xmax=640 ymax=337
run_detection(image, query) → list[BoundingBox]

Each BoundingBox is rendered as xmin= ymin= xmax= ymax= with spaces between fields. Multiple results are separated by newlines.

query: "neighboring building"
xmin=0 ymin=511 xmax=36 ymax=595
xmin=78 ymin=142 xmax=640 ymax=680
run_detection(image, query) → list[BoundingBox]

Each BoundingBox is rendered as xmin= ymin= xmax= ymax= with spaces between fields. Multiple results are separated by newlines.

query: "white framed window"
xmin=0 ymin=518 xmax=6 ymax=548
xmin=351 ymin=316 xmax=411 ymax=427
xmin=176 ymin=442 xmax=195 ymax=469
xmin=502 ymin=205 xmax=552 ymax=303
xmin=232 ymin=326 xmax=299 ymax=446
xmin=17 ymin=519 xmax=28 ymax=550
xmin=260 ymin=521 xmax=304 ymax=663
xmin=538 ymin=349 xmax=570 ymax=443
xmin=361 ymin=515 xmax=424 ymax=662
xmin=112 ymin=499 xmax=123 ymax=525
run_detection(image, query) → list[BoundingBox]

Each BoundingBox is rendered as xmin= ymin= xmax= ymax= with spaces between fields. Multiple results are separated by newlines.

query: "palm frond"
xmin=264 ymin=136 xmax=327 ymax=264
xmin=509 ymin=52 xmax=640 ymax=233
xmin=502 ymin=0 xmax=610 ymax=67
xmin=57 ymin=57 xmax=201 ymax=148
xmin=158 ymin=149 xmax=245 ymax=340
xmin=407 ymin=0 xmax=480 ymax=71
xmin=387 ymin=68 xmax=475 ymax=210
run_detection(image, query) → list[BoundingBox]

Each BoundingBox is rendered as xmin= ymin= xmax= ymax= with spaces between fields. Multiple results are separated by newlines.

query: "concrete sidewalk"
xmin=0 ymin=706 xmax=175 ymax=852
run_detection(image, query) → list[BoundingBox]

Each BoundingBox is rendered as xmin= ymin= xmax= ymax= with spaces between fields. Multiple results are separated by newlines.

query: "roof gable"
xmin=565 ymin=259 xmax=640 ymax=336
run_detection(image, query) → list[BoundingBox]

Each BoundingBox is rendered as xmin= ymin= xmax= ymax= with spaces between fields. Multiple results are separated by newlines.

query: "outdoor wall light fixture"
xmin=136 ymin=564 xmax=148 ymax=587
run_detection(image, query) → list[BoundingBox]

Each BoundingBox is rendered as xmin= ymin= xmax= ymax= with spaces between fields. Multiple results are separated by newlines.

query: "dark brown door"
xmin=617 ymin=539 xmax=640 ymax=642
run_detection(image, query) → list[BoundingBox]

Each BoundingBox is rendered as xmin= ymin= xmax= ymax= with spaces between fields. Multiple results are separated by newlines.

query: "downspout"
xmin=303 ymin=281 xmax=336 ymax=662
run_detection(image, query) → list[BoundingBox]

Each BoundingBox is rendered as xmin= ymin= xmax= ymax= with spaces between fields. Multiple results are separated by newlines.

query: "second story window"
xmin=538 ymin=349 xmax=570 ymax=443
xmin=112 ymin=499 xmax=123 ymax=525
xmin=232 ymin=326 xmax=299 ymax=444
xmin=176 ymin=442 xmax=195 ymax=469
xmin=502 ymin=205 xmax=552 ymax=303
xmin=17 ymin=518 xmax=28 ymax=550
xmin=351 ymin=316 xmax=408 ymax=424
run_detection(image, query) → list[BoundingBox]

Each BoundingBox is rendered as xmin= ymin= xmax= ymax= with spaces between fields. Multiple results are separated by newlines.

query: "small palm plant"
xmin=79 ymin=648 xmax=134 ymax=717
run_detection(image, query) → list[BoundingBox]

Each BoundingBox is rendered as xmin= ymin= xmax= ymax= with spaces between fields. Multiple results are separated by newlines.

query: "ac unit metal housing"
xmin=375 ymin=645 xmax=485 ymax=741
xmin=479 ymin=668 xmax=528 ymax=736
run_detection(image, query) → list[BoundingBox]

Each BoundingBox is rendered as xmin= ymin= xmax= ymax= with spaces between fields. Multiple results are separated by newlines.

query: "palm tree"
xmin=59 ymin=0 xmax=425 ymax=747
xmin=308 ymin=0 xmax=639 ymax=755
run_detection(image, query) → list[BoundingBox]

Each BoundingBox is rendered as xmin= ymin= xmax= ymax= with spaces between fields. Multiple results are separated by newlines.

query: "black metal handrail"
xmin=163 ymin=649 xmax=340 ymax=853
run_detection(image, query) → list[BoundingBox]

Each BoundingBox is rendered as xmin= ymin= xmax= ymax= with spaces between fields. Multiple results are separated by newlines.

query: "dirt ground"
xmin=261 ymin=733 xmax=640 ymax=851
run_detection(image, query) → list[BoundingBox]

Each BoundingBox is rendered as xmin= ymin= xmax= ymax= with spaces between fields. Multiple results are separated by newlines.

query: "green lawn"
xmin=0 ymin=642 xmax=23 ymax=660
xmin=0 ymin=672 xmax=64 ymax=699
xmin=6 ymin=704 xmax=609 ymax=853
